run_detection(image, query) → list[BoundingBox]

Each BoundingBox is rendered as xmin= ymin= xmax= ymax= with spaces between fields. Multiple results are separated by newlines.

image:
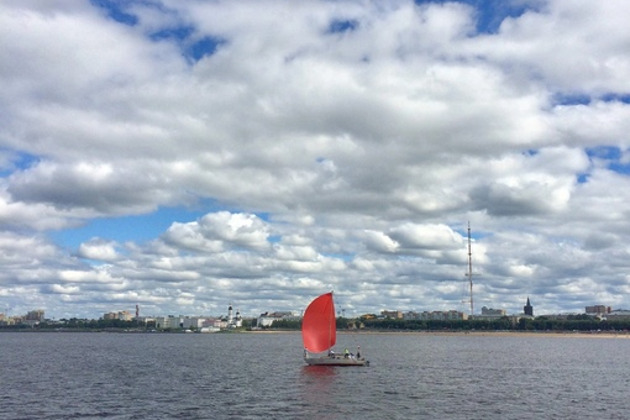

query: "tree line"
xmin=0 ymin=318 xmax=146 ymax=331
xmin=270 ymin=315 xmax=630 ymax=332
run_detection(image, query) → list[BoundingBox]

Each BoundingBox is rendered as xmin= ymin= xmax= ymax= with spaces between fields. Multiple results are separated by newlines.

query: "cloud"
xmin=388 ymin=223 xmax=462 ymax=251
xmin=474 ymin=1 xmax=630 ymax=94
xmin=162 ymin=211 xmax=270 ymax=252
xmin=78 ymin=238 xmax=120 ymax=262
xmin=1 ymin=0 xmax=630 ymax=319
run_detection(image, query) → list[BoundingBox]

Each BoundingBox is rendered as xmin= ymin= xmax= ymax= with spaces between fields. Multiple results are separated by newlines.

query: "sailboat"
xmin=302 ymin=292 xmax=368 ymax=366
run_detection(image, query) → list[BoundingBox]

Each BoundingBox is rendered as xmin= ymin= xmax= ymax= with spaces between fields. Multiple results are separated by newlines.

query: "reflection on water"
xmin=300 ymin=365 xmax=337 ymax=411
xmin=302 ymin=364 xmax=338 ymax=377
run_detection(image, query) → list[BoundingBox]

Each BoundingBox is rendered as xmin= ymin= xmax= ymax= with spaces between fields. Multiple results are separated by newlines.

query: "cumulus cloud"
xmin=78 ymin=238 xmax=120 ymax=262
xmin=1 ymin=0 xmax=630 ymax=319
xmin=162 ymin=211 xmax=270 ymax=252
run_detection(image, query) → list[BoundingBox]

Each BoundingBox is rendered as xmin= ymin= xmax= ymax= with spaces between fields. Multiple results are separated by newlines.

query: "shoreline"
xmin=3 ymin=329 xmax=628 ymax=338
xmin=248 ymin=329 xmax=630 ymax=338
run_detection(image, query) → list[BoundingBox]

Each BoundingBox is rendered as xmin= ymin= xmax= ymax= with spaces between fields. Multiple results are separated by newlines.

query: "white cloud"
xmin=78 ymin=238 xmax=120 ymax=262
xmin=467 ymin=0 xmax=630 ymax=94
xmin=47 ymin=284 xmax=81 ymax=295
xmin=364 ymin=230 xmax=399 ymax=253
xmin=1 ymin=0 xmax=630 ymax=319
xmin=198 ymin=212 xmax=270 ymax=250
xmin=388 ymin=223 xmax=462 ymax=251
xmin=162 ymin=211 xmax=270 ymax=252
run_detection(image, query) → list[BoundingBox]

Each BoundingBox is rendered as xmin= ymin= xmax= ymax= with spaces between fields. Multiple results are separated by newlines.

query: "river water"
xmin=1 ymin=331 xmax=629 ymax=419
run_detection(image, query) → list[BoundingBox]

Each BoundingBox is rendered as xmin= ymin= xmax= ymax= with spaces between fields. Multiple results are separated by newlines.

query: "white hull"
xmin=304 ymin=355 xmax=369 ymax=367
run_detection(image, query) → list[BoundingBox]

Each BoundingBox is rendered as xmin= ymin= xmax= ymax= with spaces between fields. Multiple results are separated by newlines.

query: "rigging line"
xmin=467 ymin=221 xmax=473 ymax=316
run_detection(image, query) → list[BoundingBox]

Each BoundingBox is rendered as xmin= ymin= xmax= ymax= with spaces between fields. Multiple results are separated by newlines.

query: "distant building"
xmin=403 ymin=311 xmax=419 ymax=320
xmin=103 ymin=312 xmax=116 ymax=321
xmin=380 ymin=310 xmax=403 ymax=319
xmin=479 ymin=306 xmax=506 ymax=317
xmin=226 ymin=304 xmax=243 ymax=329
xmin=153 ymin=315 xmax=223 ymax=330
xmin=181 ymin=316 xmax=213 ymax=330
xmin=25 ymin=310 xmax=45 ymax=321
xmin=524 ymin=297 xmax=533 ymax=317
xmin=151 ymin=303 xmax=244 ymax=331
xmin=0 ymin=313 xmax=18 ymax=326
xmin=155 ymin=315 xmax=182 ymax=329
xmin=415 ymin=310 xmax=468 ymax=321
xmin=103 ymin=310 xmax=133 ymax=321
xmin=23 ymin=310 xmax=45 ymax=327
xmin=605 ymin=310 xmax=630 ymax=320
xmin=257 ymin=311 xmax=296 ymax=328
xmin=585 ymin=305 xmax=610 ymax=315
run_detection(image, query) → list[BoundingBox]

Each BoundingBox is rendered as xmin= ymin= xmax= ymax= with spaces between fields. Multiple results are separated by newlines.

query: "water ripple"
xmin=2 ymin=332 xmax=630 ymax=419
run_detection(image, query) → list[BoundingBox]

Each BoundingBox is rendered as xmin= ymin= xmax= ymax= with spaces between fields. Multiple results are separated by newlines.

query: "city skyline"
xmin=4 ymin=297 xmax=626 ymax=323
xmin=2 ymin=1 xmax=630 ymax=320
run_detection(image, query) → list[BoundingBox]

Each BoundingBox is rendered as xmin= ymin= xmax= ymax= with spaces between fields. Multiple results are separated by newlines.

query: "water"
xmin=1 ymin=332 xmax=630 ymax=419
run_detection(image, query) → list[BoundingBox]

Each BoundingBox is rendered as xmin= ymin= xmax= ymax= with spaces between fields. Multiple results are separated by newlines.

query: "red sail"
xmin=302 ymin=292 xmax=336 ymax=353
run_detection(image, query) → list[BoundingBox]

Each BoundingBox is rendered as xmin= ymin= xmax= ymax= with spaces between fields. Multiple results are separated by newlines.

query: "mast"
xmin=329 ymin=291 xmax=335 ymax=350
xmin=467 ymin=221 xmax=473 ymax=316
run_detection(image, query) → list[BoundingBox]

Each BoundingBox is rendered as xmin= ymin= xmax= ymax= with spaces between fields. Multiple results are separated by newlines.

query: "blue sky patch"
xmin=587 ymin=145 xmax=621 ymax=161
xmin=601 ymin=93 xmax=630 ymax=104
xmin=150 ymin=25 xmax=194 ymax=42
xmin=455 ymin=224 xmax=487 ymax=241
xmin=148 ymin=23 xmax=225 ymax=63
xmin=50 ymin=206 xmax=204 ymax=252
xmin=188 ymin=36 xmax=226 ymax=62
xmin=327 ymin=19 xmax=359 ymax=34
xmin=608 ymin=161 xmax=630 ymax=175
xmin=576 ymin=173 xmax=589 ymax=184
xmin=552 ymin=93 xmax=591 ymax=106
xmin=552 ymin=92 xmax=630 ymax=106
xmin=90 ymin=0 xmax=138 ymax=26
xmin=49 ymin=202 xmax=273 ymax=251
xmin=0 ymin=150 xmax=40 ymax=177
xmin=414 ymin=0 xmax=536 ymax=34
xmin=586 ymin=146 xmax=630 ymax=175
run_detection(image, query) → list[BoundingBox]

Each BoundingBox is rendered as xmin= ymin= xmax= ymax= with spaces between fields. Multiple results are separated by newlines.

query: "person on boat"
xmin=356 ymin=346 xmax=361 ymax=359
xmin=344 ymin=348 xmax=349 ymax=358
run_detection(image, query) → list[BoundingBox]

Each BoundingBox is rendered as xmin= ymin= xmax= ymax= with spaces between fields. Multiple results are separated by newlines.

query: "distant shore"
xmin=400 ymin=330 xmax=630 ymax=338
xmin=3 ymin=328 xmax=628 ymax=338
xmin=250 ymin=329 xmax=630 ymax=338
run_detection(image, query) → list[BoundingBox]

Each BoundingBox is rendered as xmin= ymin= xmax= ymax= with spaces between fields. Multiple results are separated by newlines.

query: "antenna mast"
xmin=467 ymin=221 xmax=473 ymax=316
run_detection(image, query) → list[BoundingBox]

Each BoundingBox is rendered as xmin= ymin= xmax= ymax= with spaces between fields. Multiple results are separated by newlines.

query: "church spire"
xmin=524 ymin=297 xmax=533 ymax=316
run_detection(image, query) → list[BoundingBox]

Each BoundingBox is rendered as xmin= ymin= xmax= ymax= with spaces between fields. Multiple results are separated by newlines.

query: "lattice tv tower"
xmin=465 ymin=221 xmax=474 ymax=317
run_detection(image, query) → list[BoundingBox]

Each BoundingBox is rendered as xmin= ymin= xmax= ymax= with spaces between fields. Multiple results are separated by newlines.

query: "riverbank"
xmin=4 ymin=327 xmax=629 ymax=338
xmin=250 ymin=329 xmax=630 ymax=339
xmin=410 ymin=330 xmax=630 ymax=338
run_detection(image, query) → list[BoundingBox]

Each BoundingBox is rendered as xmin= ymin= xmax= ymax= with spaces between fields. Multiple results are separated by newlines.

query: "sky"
xmin=1 ymin=0 xmax=630 ymax=320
